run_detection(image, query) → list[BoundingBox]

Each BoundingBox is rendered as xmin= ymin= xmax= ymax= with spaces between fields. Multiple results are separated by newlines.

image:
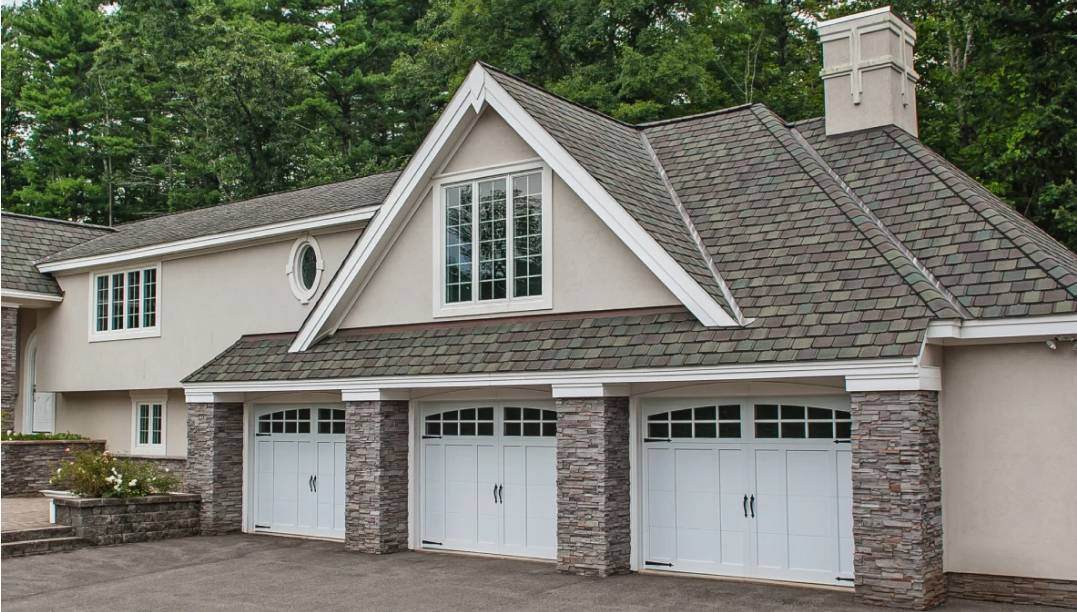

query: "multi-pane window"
xmin=317 ymin=408 xmax=346 ymax=434
xmin=754 ymin=404 xmax=851 ymax=439
xmin=503 ymin=407 xmax=557 ymax=437
xmin=135 ymin=402 xmax=163 ymax=449
xmin=425 ymin=407 xmax=495 ymax=437
xmin=257 ymin=408 xmax=312 ymax=434
xmin=94 ymin=266 xmax=158 ymax=334
xmin=443 ymin=170 xmax=543 ymax=306
xmin=647 ymin=405 xmax=741 ymax=439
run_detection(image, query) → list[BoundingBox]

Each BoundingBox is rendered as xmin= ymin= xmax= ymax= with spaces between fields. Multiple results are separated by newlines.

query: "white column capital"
xmin=845 ymin=365 xmax=941 ymax=392
xmin=550 ymin=382 xmax=630 ymax=399
xmin=183 ymin=390 xmax=245 ymax=404
xmin=340 ymin=388 xmax=410 ymax=402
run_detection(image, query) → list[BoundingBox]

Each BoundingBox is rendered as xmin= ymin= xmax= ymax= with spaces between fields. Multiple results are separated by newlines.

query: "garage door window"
xmin=647 ymin=405 xmax=741 ymax=439
xmin=754 ymin=404 xmax=851 ymax=439
xmin=425 ymin=407 xmax=495 ymax=436
xmin=503 ymin=407 xmax=556 ymax=437
xmin=258 ymin=408 xmax=311 ymax=434
xmin=318 ymin=409 xmax=346 ymax=434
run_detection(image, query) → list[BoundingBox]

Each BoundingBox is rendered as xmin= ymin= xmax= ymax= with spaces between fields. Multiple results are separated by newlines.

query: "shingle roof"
xmin=183 ymin=306 xmax=927 ymax=383
xmin=1 ymin=213 xmax=113 ymax=296
xmin=798 ymin=119 xmax=1077 ymax=317
xmin=40 ymin=171 xmax=401 ymax=264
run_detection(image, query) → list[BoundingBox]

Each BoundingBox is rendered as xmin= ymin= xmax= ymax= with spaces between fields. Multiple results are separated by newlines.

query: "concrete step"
xmin=1 ymin=536 xmax=86 ymax=559
xmin=2 ymin=525 xmax=76 ymax=543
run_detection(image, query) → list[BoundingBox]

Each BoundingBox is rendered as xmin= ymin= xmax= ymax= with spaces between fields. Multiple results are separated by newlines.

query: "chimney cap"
xmin=817 ymin=6 xmax=914 ymax=33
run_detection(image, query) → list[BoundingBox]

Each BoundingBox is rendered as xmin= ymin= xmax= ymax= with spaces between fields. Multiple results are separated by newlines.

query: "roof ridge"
xmin=884 ymin=127 xmax=1077 ymax=299
xmin=1 ymin=211 xmax=115 ymax=232
xmin=750 ymin=105 xmax=968 ymax=319
xmin=477 ymin=62 xmax=640 ymax=130
xmin=637 ymin=103 xmax=759 ymax=127
xmin=114 ymin=169 xmax=400 ymax=230
xmin=637 ymin=130 xmax=746 ymax=324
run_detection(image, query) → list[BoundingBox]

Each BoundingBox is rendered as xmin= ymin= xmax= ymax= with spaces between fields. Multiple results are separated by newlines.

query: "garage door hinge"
xmin=643 ymin=438 xmax=672 ymax=443
xmin=834 ymin=439 xmax=851 ymax=444
xmin=644 ymin=561 xmax=674 ymax=567
xmin=836 ymin=577 xmax=854 ymax=582
xmin=255 ymin=433 xmax=271 ymax=437
xmin=421 ymin=539 xmax=443 ymax=546
xmin=254 ymin=524 xmax=271 ymax=529
xmin=422 ymin=435 xmax=442 ymax=439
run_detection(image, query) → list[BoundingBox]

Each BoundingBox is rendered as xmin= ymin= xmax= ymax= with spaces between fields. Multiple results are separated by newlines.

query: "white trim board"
xmin=183 ymin=357 xmax=934 ymax=397
xmin=926 ymin=314 xmax=1077 ymax=343
xmin=0 ymin=289 xmax=63 ymax=305
xmin=289 ymin=63 xmax=737 ymax=353
xmin=37 ymin=206 xmax=380 ymax=273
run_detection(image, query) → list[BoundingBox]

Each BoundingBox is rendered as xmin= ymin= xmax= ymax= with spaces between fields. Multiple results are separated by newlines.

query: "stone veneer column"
xmin=555 ymin=396 xmax=631 ymax=577
xmin=344 ymin=400 xmax=409 ymax=554
xmin=1 ymin=306 xmax=18 ymax=433
xmin=186 ymin=402 xmax=244 ymax=535
xmin=851 ymin=390 xmax=945 ymax=610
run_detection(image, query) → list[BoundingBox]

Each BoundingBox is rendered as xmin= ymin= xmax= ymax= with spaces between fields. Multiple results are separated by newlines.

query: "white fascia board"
xmin=845 ymin=365 xmax=941 ymax=392
xmin=289 ymin=64 xmax=736 ymax=352
xmin=340 ymin=388 xmax=411 ymax=402
xmin=550 ymin=383 xmax=631 ymax=398
xmin=37 ymin=206 xmax=379 ymax=274
xmin=183 ymin=390 xmax=246 ymax=404
xmin=0 ymin=289 xmax=63 ymax=304
xmin=926 ymin=314 xmax=1077 ymax=343
xmin=183 ymin=357 xmax=920 ymax=394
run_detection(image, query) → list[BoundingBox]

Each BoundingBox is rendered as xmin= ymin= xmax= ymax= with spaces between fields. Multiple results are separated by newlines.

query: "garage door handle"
xmin=493 ymin=484 xmax=498 ymax=503
xmin=308 ymin=475 xmax=314 ymax=492
xmin=743 ymin=495 xmax=748 ymax=517
xmin=749 ymin=495 xmax=755 ymax=518
xmin=313 ymin=475 xmax=317 ymax=493
xmin=498 ymin=484 xmax=503 ymax=504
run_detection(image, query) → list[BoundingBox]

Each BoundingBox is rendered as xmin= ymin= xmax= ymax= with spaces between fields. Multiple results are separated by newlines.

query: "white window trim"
xmin=130 ymin=394 xmax=168 ymax=456
xmin=87 ymin=262 xmax=162 ymax=342
xmin=286 ymin=234 xmax=324 ymax=304
xmin=431 ymin=161 xmax=553 ymax=318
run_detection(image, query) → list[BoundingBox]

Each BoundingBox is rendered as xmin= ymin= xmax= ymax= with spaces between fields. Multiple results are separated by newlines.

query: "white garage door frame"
xmin=246 ymin=403 xmax=348 ymax=540
xmin=636 ymin=395 xmax=854 ymax=587
xmin=416 ymin=400 xmax=558 ymax=560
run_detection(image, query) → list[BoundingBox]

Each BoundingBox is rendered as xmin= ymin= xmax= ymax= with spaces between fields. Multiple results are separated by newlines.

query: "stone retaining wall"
xmin=948 ymin=572 xmax=1077 ymax=609
xmin=123 ymin=456 xmax=188 ymax=490
xmin=1 ymin=306 xmax=17 ymax=433
xmin=1 ymin=439 xmax=106 ymax=495
xmin=53 ymin=493 xmax=201 ymax=545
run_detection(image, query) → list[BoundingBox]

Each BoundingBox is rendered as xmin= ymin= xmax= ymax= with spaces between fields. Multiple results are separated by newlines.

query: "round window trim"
xmin=287 ymin=235 xmax=324 ymax=303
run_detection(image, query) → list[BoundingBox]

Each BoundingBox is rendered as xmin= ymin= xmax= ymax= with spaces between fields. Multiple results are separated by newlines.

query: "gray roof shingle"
xmin=40 ymin=170 xmax=401 ymax=264
xmin=1 ymin=213 xmax=113 ymax=296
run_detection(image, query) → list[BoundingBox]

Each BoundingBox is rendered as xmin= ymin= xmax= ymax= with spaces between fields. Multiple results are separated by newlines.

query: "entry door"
xmin=253 ymin=406 xmax=346 ymax=539
xmin=421 ymin=403 xmax=557 ymax=559
xmin=642 ymin=399 xmax=853 ymax=586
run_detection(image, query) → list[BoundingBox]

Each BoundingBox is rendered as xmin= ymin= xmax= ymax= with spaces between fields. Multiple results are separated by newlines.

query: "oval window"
xmin=299 ymin=244 xmax=318 ymax=290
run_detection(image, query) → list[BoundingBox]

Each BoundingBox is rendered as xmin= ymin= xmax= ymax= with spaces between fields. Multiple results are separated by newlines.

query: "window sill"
xmin=88 ymin=328 xmax=161 ymax=343
xmin=433 ymin=296 xmax=552 ymax=319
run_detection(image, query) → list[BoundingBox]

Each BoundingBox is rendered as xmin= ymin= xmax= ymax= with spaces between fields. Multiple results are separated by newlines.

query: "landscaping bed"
xmin=1 ymin=439 xmax=105 ymax=495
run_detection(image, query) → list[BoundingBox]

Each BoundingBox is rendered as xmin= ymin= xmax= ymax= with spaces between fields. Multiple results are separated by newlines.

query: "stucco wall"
xmin=342 ymin=111 xmax=677 ymax=328
xmin=35 ymin=228 xmax=356 ymax=392
xmin=940 ymin=342 xmax=1077 ymax=580
xmin=56 ymin=388 xmax=188 ymax=457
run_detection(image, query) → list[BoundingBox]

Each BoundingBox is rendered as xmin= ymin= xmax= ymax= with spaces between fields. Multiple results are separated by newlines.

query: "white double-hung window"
xmin=435 ymin=163 xmax=552 ymax=317
xmin=90 ymin=264 xmax=160 ymax=340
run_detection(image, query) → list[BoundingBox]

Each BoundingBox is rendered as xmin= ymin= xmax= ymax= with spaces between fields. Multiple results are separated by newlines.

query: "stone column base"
xmin=186 ymin=402 xmax=243 ymax=535
xmin=344 ymin=400 xmax=409 ymax=554
xmin=555 ymin=396 xmax=630 ymax=577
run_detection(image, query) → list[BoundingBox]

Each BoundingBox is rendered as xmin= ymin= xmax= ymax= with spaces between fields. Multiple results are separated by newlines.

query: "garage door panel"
xmin=255 ymin=440 xmax=274 ymax=526
xmin=756 ymin=532 xmax=788 ymax=569
xmin=789 ymin=534 xmax=836 ymax=572
xmin=272 ymin=441 xmax=300 ymax=527
xmin=423 ymin=444 xmax=446 ymax=543
xmin=787 ymin=496 xmax=833 ymax=537
xmin=837 ymin=449 xmax=854 ymax=577
xmin=677 ymin=527 xmax=721 ymax=564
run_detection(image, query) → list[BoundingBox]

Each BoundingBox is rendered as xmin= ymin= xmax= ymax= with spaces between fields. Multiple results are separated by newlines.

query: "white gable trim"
xmin=290 ymin=64 xmax=736 ymax=352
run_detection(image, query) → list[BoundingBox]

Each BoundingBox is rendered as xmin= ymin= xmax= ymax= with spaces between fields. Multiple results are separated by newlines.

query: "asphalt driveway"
xmin=0 ymin=535 xmax=1046 ymax=611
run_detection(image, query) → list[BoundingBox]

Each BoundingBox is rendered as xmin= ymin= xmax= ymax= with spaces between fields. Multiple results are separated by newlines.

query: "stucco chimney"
xmin=818 ymin=6 xmax=918 ymax=137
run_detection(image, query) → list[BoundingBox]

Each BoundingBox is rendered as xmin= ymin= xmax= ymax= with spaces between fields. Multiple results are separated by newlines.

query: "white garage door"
xmin=643 ymin=399 xmax=853 ymax=586
xmin=252 ymin=406 xmax=346 ymax=539
xmin=421 ymin=403 xmax=557 ymax=560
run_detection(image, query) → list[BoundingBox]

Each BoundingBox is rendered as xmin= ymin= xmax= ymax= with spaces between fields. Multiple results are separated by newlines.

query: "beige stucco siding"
xmin=55 ymin=388 xmax=187 ymax=457
xmin=36 ymin=229 xmax=357 ymax=392
xmin=940 ymin=342 xmax=1077 ymax=580
xmin=342 ymin=112 xmax=677 ymax=328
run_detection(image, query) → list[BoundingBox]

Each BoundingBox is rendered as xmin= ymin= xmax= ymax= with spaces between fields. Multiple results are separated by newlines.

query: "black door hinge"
xmin=422 ymin=435 xmax=442 ymax=439
xmin=644 ymin=438 xmax=672 ymax=443
xmin=255 ymin=433 xmax=271 ymax=437
xmin=254 ymin=524 xmax=271 ymax=529
xmin=836 ymin=577 xmax=854 ymax=582
xmin=834 ymin=439 xmax=851 ymax=444
xmin=421 ymin=539 xmax=443 ymax=546
xmin=644 ymin=561 xmax=674 ymax=567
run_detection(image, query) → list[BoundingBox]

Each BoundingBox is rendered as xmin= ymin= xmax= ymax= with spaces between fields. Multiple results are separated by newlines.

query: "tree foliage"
xmin=2 ymin=0 xmax=1075 ymax=249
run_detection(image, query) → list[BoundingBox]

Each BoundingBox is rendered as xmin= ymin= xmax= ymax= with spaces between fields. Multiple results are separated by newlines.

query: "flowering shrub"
xmin=50 ymin=450 xmax=180 ymax=498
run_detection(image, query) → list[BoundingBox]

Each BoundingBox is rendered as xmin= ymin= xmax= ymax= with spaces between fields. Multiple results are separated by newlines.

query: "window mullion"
xmin=471 ymin=179 xmax=479 ymax=304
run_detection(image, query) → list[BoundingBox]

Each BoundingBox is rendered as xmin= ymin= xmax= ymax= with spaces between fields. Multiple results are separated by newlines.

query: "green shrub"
xmin=50 ymin=450 xmax=180 ymax=498
xmin=2 ymin=431 xmax=87 ymax=441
